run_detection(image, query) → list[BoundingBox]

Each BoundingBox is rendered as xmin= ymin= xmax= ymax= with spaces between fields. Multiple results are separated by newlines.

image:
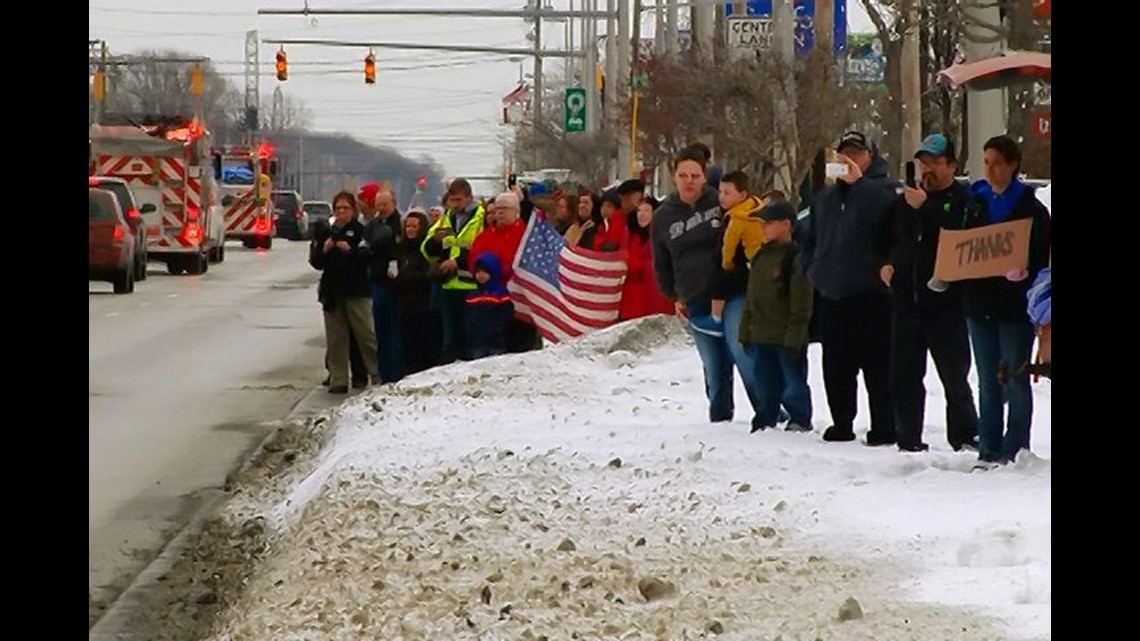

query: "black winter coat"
xmin=309 ymin=219 xmax=371 ymax=304
xmin=802 ymin=155 xmax=896 ymax=300
xmin=886 ymin=180 xmax=971 ymax=315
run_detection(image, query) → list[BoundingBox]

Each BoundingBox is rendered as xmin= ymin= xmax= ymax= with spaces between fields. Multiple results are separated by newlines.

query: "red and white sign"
xmin=1033 ymin=0 xmax=1051 ymax=19
xmin=1031 ymin=110 xmax=1051 ymax=140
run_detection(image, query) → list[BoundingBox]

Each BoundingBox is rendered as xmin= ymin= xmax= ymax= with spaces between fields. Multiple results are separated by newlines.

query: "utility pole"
xmin=631 ymin=0 xmax=643 ymax=179
xmin=772 ymin=0 xmax=797 ymax=198
xmin=616 ymin=0 xmax=633 ymax=177
xmin=245 ymin=30 xmax=260 ymax=145
xmin=533 ymin=0 xmax=544 ymax=169
xmin=605 ymin=0 xmax=619 ymax=178
xmin=962 ymin=0 xmax=1006 ymax=179
xmin=585 ymin=0 xmax=600 ymax=133
xmin=901 ymin=0 xmax=922 ymax=172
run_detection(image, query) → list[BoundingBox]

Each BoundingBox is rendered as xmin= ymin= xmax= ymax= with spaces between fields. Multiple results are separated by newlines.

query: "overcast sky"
xmin=90 ymin=1 xmax=876 ymax=189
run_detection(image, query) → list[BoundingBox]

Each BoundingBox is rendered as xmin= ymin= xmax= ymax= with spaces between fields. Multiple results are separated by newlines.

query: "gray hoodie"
xmin=651 ymin=186 xmax=724 ymax=304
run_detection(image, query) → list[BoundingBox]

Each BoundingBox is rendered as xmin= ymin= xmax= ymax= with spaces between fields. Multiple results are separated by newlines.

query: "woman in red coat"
xmin=620 ymin=197 xmax=674 ymax=321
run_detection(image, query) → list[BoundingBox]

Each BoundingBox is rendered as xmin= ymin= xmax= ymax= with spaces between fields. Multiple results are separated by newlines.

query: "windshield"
xmin=97 ymin=182 xmax=134 ymax=212
xmin=303 ymin=203 xmax=331 ymax=217
xmin=272 ymin=192 xmax=300 ymax=211
xmin=90 ymin=191 xmax=116 ymax=220
xmin=220 ymin=159 xmax=255 ymax=185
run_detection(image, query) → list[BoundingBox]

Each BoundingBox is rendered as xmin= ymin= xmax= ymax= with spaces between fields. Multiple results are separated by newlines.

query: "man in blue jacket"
xmin=802 ymin=131 xmax=897 ymax=445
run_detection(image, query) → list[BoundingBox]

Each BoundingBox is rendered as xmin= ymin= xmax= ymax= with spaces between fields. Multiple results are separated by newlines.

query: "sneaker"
xmin=823 ymin=425 xmax=856 ymax=442
xmin=785 ymin=423 xmax=813 ymax=433
xmin=898 ymin=442 xmax=930 ymax=453
xmin=864 ymin=431 xmax=897 ymax=447
xmin=689 ymin=314 xmax=725 ymax=338
xmin=750 ymin=423 xmax=775 ymax=434
xmin=777 ymin=408 xmax=791 ymax=424
xmin=327 ymin=385 xmax=349 ymax=394
xmin=951 ymin=437 xmax=980 ymax=453
xmin=971 ymin=460 xmax=1001 ymax=472
xmin=352 ymin=379 xmax=368 ymax=389
xmin=321 ymin=375 xmax=331 ymax=387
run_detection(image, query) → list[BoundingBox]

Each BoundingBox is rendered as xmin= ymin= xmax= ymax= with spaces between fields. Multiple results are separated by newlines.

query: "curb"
xmin=89 ymin=383 xmax=333 ymax=640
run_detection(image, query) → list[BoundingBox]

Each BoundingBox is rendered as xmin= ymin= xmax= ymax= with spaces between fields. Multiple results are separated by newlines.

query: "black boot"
xmin=823 ymin=425 xmax=856 ymax=442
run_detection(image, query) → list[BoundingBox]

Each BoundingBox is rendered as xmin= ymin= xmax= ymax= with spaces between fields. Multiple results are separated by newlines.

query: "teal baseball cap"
xmin=915 ymin=133 xmax=956 ymax=162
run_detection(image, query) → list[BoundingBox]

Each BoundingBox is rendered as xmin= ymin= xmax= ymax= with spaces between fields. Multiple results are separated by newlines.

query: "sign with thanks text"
xmin=933 ymin=218 xmax=1033 ymax=282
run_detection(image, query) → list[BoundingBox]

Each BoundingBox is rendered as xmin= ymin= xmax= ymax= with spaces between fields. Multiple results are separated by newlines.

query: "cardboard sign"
xmin=933 ymin=218 xmax=1033 ymax=281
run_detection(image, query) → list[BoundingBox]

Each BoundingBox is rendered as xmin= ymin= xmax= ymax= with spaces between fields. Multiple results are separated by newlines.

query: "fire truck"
xmin=89 ymin=115 xmax=227 ymax=274
xmin=211 ymin=143 xmax=278 ymax=250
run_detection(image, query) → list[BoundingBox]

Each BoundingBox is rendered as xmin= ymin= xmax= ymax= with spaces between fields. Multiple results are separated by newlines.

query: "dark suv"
xmin=272 ymin=190 xmax=309 ymax=241
xmin=90 ymin=177 xmax=156 ymax=281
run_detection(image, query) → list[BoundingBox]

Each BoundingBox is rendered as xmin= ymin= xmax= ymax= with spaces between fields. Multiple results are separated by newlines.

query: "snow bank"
xmin=200 ymin=316 xmax=1050 ymax=640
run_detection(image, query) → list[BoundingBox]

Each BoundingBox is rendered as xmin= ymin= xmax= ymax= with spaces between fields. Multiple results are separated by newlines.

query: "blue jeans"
xmin=371 ymin=283 xmax=405 ymax=383
xmin=689 ymin=295 xmax=767 ymax=428
xmin=967 ymin=317 xmax=1035 ymax=462
xmin=752 ymin=344 xmax=813 ymax=428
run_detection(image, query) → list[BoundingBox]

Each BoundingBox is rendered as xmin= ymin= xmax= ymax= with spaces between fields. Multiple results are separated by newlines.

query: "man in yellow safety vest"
xmin=421 ymin=178 xmax=486 ymax=363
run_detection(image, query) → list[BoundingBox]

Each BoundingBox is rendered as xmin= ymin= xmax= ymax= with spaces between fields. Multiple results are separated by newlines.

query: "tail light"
xmin=113 ymin=225 xmax=125 ymax=241
xmin=294 ymin=208 xmax=303 ymax=220
xmin=181 ymin=224 xmax=202 ymax=242
xmin=126 ymin=207 xmax=140 ymax=221
xmin=186 ymin=204 xmax=201 ymax=221
xmin=255 ymin=216 xmax=272 ymax=234
xmin=89 ymin=177 xmax=100 ymax=186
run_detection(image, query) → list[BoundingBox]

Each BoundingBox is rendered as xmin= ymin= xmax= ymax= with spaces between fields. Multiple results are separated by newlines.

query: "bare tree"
xmin=510 ymin=88 xmax=619 ymax=187
xmin=263 ymin=91 xmax=313 ymax=132
xmin=104 ymin=50 xmax=239 ymax=129
xmin=629 ymin=48 xmax=871 ymax=206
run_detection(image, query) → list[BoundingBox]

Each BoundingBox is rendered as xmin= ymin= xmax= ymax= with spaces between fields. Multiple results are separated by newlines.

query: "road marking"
xmin=105 ymin=312 xmax=120 ymax=318
xmin=166 ymin=294 xmax=179 ymax=298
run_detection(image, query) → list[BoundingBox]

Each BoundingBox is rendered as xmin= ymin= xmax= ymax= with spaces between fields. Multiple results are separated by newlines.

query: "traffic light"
xmin=364 ymin=51 xmax=376 ymax=85
xmin=92 ymin=69 xmax=106 ymax=102
xmin=275 ymin=48 xmax=288 ymax=82
xmin=190 ymin=63 xmax=203 ymax=96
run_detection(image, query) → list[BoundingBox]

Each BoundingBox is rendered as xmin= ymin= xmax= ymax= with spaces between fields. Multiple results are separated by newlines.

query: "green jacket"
xmin=420 ymin=203 xmax=486 ymax=291
xmin=739 ymin=240 xmax=813 ymax=349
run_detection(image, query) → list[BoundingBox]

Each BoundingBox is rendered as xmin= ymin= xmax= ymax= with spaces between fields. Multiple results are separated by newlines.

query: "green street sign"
xmin=564 ymin=86 xmax=586 ymax=133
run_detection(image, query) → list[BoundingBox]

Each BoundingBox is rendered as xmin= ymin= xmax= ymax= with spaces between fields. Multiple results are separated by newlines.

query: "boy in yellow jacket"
xmin=689 ymin=170 xmax=768 ymax=337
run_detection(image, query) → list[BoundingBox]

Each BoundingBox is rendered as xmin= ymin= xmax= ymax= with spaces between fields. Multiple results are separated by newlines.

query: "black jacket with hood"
xmin=363 ymin=210 xmax=403 ymax=287
xmin=651 ymin=186 xmax=728 ymax=305
xmin=802 ymin=154 xmax=896 ymax=300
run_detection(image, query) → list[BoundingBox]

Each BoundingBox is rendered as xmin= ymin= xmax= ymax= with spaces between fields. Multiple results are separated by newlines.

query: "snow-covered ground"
xmin=203 ymin=316 xmax=1050 ymax=641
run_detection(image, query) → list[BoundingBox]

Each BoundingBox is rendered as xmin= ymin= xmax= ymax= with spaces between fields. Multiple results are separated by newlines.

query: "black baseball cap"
xmin=757 ymin=199 xmax=797 ymax=223
xmin=836 ymin=130 xmax=869 ymax=153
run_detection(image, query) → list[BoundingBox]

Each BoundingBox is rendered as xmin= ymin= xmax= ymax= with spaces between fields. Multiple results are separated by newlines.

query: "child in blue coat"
xmin=466 ymin=252 xmax=514 ymax=359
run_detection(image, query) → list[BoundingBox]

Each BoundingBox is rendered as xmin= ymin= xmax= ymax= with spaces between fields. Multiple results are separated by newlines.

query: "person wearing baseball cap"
xmin=881 ymin=132 xmax=979 ymax=453
xmin=801 ymin=129 xmax=898 ymax=446
xmin=738 ymin=198 xmax=814 ymax=434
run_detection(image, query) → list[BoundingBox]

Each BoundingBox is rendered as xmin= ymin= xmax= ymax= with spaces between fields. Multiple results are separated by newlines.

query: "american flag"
xmin=510 ymin=214 xmax=628 ymax=343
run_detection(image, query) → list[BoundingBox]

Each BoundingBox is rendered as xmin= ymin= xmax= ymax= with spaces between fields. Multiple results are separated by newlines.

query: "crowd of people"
xmin=308 ymin=128 xmax=1051 ymax=470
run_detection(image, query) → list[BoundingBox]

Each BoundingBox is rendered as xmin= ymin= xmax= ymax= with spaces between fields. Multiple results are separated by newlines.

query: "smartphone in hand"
xmin=825 ymin=162 xmax=848 ymax=179
xmin=905 ymin=161 xmax=918 ymax=189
